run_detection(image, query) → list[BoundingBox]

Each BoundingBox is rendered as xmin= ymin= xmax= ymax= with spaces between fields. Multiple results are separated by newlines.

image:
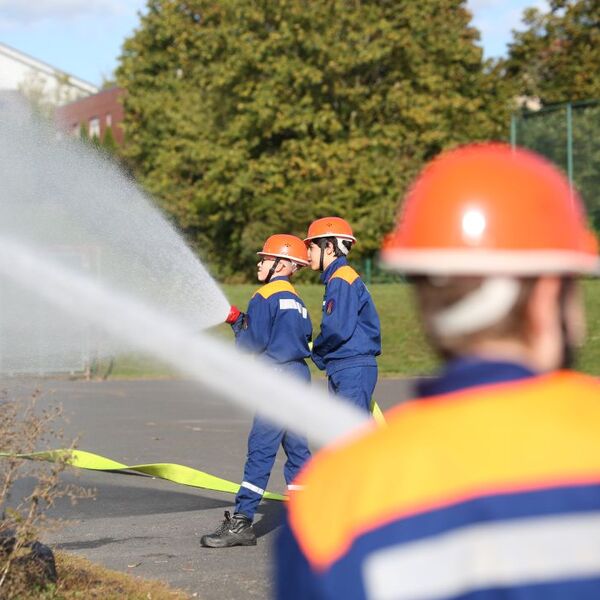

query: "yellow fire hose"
xmin=0 ymin=449 xmax=287 ymax=500
xmin=371 ymin=400 xmax=386 ymax=426
xmin=1 ymin=403 xmax=385 ymax=498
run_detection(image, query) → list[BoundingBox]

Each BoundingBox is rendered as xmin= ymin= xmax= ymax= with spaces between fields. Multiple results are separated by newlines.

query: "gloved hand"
xmin=225 ymin=305 xmax=242 ymax=324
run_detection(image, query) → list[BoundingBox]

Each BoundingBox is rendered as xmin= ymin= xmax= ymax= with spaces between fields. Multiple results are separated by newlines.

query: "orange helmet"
xmin=304 ymin=217 xmax=357 ymax=245
xmin=257 ymin=234 xmax=309 ymax=266
xmin=381 ymin=143 xmax=598 ymax=275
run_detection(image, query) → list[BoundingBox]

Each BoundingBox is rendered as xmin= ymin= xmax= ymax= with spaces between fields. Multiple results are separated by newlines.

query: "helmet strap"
xmin=336 ymin=238 xmax=351 ymax=256
xmin=317 ymin=239 xmax=329 ymax=271
xmin=431 ymin=277 xmax=520 ymax=337
xmin=265 ymin=257 xmax=281 ymax=283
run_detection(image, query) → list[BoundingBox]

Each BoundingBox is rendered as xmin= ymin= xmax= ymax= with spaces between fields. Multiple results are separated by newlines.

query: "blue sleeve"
xmin=312 ymin=279 xmax=359 ymax=366
xmin=274 ymin=516 xmax=324 ymax=600
xmin=312 ymin=347 xmax=326 ymax=371
xmin=231 ymin=295 xmax=273 ymax=354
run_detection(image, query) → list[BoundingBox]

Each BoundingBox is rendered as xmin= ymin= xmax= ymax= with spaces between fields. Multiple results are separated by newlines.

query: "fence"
xmin=364 ymin=101 xmax=600 ymax=284
xmin=353 ymin=257 xmax=403 ymax=285
xmin=0 ymin=246 xmax=99 ymax=376
xmin=511 ymin=100 xmax=600 ymax=231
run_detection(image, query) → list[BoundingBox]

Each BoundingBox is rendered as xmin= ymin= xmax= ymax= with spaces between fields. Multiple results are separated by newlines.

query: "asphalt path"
xmin=4 ymin=377 xmax=417 ymax=599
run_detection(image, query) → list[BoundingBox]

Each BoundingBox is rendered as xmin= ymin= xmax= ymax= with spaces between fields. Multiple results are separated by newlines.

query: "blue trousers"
xmin=235 ymin=361 xmax=311 ymax=520
xmin=327 ymin=364 xmax=378 ymax=414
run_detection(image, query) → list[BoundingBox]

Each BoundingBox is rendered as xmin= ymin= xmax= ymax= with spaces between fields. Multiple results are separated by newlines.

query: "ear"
xmin=526 ymin=277 xmax=561 ymax=340
xmin=325 ymin=240 xmax=336 ymax=255
xmin=525 ymin=277 xmax=568 ymax=371
xmin=563 ymin=280 xmax=586 ymax=348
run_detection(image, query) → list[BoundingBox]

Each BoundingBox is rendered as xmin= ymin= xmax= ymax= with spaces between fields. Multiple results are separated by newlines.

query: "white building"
xmin=0 ymin=41 xmax=98 ymax=108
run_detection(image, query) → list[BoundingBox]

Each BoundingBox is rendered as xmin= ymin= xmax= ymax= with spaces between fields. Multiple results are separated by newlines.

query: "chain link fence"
xmin=511 ymin=100 xmax=600 ymax=232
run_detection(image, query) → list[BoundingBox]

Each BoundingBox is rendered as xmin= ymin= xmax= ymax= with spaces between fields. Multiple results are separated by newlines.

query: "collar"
xmin=417 ymin=356 xmax=537 ymax=398
xmin=321 ymin=256 xmax=347 ymax=284
xmin=268 ymin=275 xmax=290 ymax=283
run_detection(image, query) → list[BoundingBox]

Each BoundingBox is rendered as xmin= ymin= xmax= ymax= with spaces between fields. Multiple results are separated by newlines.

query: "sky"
xmin=0 ymin=0 xmax=549 ymax=88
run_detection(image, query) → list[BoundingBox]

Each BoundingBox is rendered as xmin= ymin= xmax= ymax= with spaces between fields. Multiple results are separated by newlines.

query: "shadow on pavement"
xmin=253 ymin=501 xmax=286 ymax=538
xmin=55 ymin=535 xmax=154 ymax=551
xmin=45 ymin=476 xmax=232 ymax=520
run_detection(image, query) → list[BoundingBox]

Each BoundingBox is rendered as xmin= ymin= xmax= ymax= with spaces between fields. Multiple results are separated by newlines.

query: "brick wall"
xmin=55 ymin=87 xmax=125 ymax=145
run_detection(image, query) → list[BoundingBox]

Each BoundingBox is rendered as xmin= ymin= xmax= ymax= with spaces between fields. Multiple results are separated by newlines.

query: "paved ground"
xmin=4 ymin=377 xmax=417 ymax=599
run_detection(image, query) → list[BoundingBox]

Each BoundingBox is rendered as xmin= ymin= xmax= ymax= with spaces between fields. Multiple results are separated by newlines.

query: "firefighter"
xmin=304 ymin=217 xmax=381 ymax=413
xmin=276 ymin=143 xmax=600 ymax=598
xmin=201 ymin=234 xmax=312 ymax=548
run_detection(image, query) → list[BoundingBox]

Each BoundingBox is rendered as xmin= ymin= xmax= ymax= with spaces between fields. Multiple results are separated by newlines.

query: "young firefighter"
xmin=201 ymin=234 xmax=312 ymax=548
xmin=304 ymin=217 xmax=381 ymax=413
xmin=276 ymin=143 xmax=600 ymax=598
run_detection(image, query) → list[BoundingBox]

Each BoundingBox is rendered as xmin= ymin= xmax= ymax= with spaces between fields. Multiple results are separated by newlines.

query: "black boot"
xmin=200 ymin=511 xmax=257 ymax=548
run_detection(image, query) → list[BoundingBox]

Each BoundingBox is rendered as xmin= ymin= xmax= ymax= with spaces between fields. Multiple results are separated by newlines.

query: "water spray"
xmin=0 ymin=236 xmax=368 ymax=446
xmin=0 ymin=104 xmax=229 ymax=372
xmin=0 ymin=101 xmax=368 ymax=448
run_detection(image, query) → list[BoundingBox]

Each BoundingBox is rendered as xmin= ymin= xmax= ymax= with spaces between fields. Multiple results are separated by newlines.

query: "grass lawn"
xmin=106 ymin=280 xmax=600 ymax=378
xmin=219 ymin=282 xmax=438 ymax=377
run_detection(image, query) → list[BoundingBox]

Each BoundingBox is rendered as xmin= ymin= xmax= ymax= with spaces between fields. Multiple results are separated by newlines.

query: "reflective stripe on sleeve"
xmin=363 ymin=512 xmax=600 ymax=600
xmin=279 ymin=298 xmax=307 ymax=318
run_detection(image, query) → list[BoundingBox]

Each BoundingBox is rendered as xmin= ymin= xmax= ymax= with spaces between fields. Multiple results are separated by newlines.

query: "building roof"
xmin=0 ymin=41 xmax=98 ymax=95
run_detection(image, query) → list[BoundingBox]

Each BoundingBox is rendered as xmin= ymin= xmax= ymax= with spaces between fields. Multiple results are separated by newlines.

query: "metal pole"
xmin=510 ymin=114 xmax=517 ymax=147
xmin=566 ymin=102 xmax=574 ymax=189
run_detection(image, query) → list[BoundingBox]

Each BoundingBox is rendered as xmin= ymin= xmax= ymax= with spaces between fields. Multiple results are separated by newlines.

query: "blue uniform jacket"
xmin=312 ymin=257 xmax=381 ymax=375
xmin=230 ymin=276 xmax=312 ymax=365
xmin=275 ymin=359 xmax=600 ymax=599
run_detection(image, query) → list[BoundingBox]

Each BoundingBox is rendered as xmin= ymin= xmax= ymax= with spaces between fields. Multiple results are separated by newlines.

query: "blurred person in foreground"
xmin=201 ymin=234 xmax=312 ymax=548
xmin=275 ymin=143 xmax=600 ymax=598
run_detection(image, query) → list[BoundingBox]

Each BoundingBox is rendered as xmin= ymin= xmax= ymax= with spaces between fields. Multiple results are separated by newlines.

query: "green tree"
xmin=504 ymin=0 xmax=600 ymax=230
xmin=101 ymin=76 xmax=118 ymax=90
xmin=512 ymin=102 xmax=600 ymax=230
xmin=78 ymin=122 xmax=89 ymax=141
xmin=118 ymin=0 xmax=510 ymax=279
xmin=505 ymin=0 xmax=600 ymax=104
xmin=101 ymin=125 xmax=118 ymax=156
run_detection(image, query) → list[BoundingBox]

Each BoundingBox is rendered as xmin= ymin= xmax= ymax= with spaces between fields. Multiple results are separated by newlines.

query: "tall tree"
xmin=505 ymin=0 xmax=600 ymax=104
xmin=505 ymin=0 xmax=600 ymax=229
xmin=118 ymin=0 xmax=510 ymax=279
xmin=101 ymin=125 xmax=118 ymax=156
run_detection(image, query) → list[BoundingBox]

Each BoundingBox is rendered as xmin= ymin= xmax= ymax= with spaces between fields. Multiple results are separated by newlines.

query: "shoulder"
xmin=288 ymin=371 xmax=600 ymax=570
xmin=329 ymin=265 xmax=360 ymax=285
xmin=253 ymin=280 xmax=298 ymax=299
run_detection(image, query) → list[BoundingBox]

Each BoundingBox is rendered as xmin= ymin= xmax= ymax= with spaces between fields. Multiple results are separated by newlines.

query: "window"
xmin=89 ymin=117 xmax=100 ymax=138
xmin=105 ymin=113 xmax=112 ymax=127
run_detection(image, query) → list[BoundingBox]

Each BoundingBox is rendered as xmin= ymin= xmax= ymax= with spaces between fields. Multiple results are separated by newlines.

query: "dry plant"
xmin=51 ymin=552 xmax=191 ymax=599
xmin=0 ymin=389 xmax=91 ymax=598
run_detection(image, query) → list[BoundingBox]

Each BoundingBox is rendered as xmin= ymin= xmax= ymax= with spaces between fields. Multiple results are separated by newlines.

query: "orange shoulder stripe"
xmin=288 ymin=371 xmax=600 ymax=570
xmin=253 ymin=280 xmax=297 ymax=299
xmin=329 ymin=265 xmax=359 ymax=285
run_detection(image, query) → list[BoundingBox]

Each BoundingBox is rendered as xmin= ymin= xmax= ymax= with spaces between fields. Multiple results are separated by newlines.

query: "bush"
xmin=0 ymin=392 xmax=89 ymax=598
